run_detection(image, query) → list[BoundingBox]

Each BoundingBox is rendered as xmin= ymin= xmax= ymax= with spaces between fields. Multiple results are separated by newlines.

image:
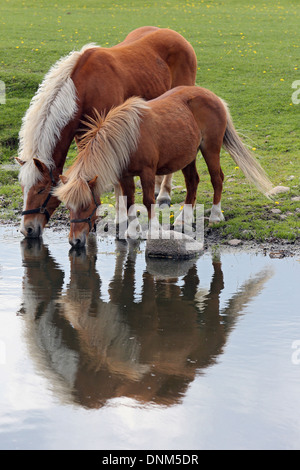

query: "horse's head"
xmin=58 ymin=174 xmax=100 ymax=248
xmin=18 ymin=158 xmax=60 ymax=238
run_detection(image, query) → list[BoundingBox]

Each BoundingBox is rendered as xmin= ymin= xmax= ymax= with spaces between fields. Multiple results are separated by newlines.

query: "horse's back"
xmin=116 ymin=26 xmax=160 ymax=46
xmin=72 ymin=33 xmax=196 ymax=106
xmin=134 ymin=87 xmax=202 ymax=172
xmin=184 ymin=87 xmax=227 ymax=134
xmin=71 ymin=28 xmax=197 ymax=120
xmin=150 ymin=86 xmax=226 ymax=121
xmin=143 ymin=86 xmax=227 ymax=156
xmin=154 ymin=86 xmax=227 ymax=151
xmin=129 ymin=28 xmax=197 ymax=87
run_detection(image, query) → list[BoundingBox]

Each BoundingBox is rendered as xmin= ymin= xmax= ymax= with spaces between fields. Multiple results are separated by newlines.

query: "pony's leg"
xmin=114 ymin=183 xmax=128 ymax=239
xmin=156 ymin=174 xmax=172 ymax=207
xmin=200 ymin=142 xmax=225 ymax=223
xmin=174 ymin=160 xmax=199 ymax=229
xmin=140 ymin=169 xmax=160 ymax=238
xmin=114 ymin=183 xmax=128 ymax=225
xmin=120 ymin=176 xmax=142 ymax=239
xmin=155 ymin=175 xmax=163 ymax=199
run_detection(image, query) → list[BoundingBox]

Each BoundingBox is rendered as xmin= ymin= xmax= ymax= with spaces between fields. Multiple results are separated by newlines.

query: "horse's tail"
xmin=221 ymin=100 xmax=273 ymax=196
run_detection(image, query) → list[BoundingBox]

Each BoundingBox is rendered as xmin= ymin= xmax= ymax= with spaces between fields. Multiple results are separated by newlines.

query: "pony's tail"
xmin=221 ymin=100 xmax=273 ymax=197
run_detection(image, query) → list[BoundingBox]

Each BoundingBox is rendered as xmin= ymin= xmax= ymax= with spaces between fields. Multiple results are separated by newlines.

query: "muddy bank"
xmin=1 ymin=211 xmax=299 ymax=258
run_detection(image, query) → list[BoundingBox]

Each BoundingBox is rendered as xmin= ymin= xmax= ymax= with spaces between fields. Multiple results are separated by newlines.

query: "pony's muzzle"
xmin=69 ymin=233 xmax=86 ymax=249
xmin=21 ymin=222 xmax=42 ymax=239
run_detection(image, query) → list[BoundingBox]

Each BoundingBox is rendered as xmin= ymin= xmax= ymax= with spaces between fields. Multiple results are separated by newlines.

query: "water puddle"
xmin=0 ymin=224 xmax=299 ymax=450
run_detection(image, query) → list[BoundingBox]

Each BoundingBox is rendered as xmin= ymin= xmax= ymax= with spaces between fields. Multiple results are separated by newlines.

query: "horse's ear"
xmin=15 ymin=157 xmax=25 ymax=166
xmin=59 ymin=175 xmax=68 ymax=185
xmin=88 ymin=176 xmax=98 ymax=189
xmin=33 ymin=158 xmax=48 ymax=175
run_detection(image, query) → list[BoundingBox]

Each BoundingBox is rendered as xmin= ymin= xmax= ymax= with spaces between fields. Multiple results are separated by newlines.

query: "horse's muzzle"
xmin=21 ymin=223 xmax=42 ymax=239
xmin=69 ymin=234 xmax=86 ymax=249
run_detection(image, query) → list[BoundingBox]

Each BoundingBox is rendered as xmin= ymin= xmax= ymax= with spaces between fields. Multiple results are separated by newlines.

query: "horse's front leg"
xmin=156 ymin=174 xmax=172 ymax=207
xmin=119 ymin=176 xmax=142 ymax=239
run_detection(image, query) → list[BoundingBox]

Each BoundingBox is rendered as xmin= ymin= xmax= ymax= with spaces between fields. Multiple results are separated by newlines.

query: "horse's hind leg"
xmin=174 ymin=159 xmax=199 ymax=229
xmin=200 ymin=141 xmax=225 ymax=223
xmin=119 ymin=176 xmax=142 ymax=239
xmin=156 ymin=174 xmax=172 ymax=207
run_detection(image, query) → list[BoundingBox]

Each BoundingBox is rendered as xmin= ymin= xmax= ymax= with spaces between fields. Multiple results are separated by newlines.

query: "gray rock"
xmin=146 ymin=230 xmax=203 ymax=259
xmin=146 ymin=257 xmax=196 ymax=278
xmin=267 ymin=185 xmax=290 ymax=196
xmin=271 ymin=208 xmax=282 ymax=214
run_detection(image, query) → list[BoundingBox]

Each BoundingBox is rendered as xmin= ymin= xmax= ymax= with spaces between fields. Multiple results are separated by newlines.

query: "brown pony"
xmin=54 ymin=85 xmax=273 ymax=248
xmin=17 ymin=26 xmax=197 ymax=238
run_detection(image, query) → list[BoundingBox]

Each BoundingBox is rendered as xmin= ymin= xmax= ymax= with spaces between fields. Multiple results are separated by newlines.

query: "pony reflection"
xmin=19 ymin=238 xmax=273 ymax=408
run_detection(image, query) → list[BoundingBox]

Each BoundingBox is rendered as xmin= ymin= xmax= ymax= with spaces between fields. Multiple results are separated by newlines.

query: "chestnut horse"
xmin=54 ymin=85 xmax=273 ymax=248
xmin=17 ymin=26 xmax=197 ymax=238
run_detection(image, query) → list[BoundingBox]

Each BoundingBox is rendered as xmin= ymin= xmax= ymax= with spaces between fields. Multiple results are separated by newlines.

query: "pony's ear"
xmin=59 ymin=175 xmax=68 ymax=185
xmin=88 ymin=175 xmax=98 ymax=189
xmin=33 ymin=158 xmax=48 ymax=175
xmin=15 ymin=157 xmax=25 ymax=166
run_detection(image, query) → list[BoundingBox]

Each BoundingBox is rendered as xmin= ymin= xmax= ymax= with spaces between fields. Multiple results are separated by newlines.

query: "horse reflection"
xmin=19 ymin=237 xmax=273 ymax=408
xmin=19 ymin=238 xmax=64 ymax=319
xmin=19 ymin=239 xmax=81 ymax=393
xmin=64 ymin=240 xmax=149 ymax=385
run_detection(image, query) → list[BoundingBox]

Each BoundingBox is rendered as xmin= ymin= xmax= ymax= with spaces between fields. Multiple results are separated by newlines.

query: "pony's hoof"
xmin=209 ymin=209 xmax=225 ymax=225
xmin=208 ymin=217 xmax=224 ymax=226
xmin=125 ymin=225 xmax=143 ymax=240
xmin=173 ymin=221 xmax=184 ymax=232
xmin=157 ymin=198 xmax=171 ymax=208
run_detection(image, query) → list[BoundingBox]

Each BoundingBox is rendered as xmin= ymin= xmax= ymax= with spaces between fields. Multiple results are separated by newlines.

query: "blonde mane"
xmin=18 ymin=43 xmax=99 ymax=188
xmin=53 ymin=97 xmax=149 ymax=211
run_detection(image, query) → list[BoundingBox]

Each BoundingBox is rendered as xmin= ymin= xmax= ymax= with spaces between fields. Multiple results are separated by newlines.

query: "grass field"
xmin=0 ymin=0 xmax=299 ymax=241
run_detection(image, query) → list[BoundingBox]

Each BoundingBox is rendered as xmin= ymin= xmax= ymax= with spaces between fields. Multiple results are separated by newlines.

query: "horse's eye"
xmin=37 ymin=187 xmax=46 ymax=195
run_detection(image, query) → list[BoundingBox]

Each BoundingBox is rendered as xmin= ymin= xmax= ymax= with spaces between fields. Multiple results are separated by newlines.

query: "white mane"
xmin=18 ymin=43 xmax=99 ymax=188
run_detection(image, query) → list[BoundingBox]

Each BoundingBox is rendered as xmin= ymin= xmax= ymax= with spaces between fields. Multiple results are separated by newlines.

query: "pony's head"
xmin=18 ymin=158 xmax=60 ymax=238
xmin=54 ymin=174 xmax=100 ymax=248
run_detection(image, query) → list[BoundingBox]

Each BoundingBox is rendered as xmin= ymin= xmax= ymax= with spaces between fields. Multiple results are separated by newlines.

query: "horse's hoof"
xmin=158 ymin=198 xmax=171 ymax=208
xmin=208 ymin=219 xmax=224 ymax=226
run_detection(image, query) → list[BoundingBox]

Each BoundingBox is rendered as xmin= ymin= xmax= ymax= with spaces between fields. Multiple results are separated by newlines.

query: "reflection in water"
xmin=19 ymin=237 xmax=273 ymax=409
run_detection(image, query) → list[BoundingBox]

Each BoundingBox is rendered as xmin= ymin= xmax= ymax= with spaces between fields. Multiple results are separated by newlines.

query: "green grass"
xmin=0 ymin=0 xmax=299 ymax=241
